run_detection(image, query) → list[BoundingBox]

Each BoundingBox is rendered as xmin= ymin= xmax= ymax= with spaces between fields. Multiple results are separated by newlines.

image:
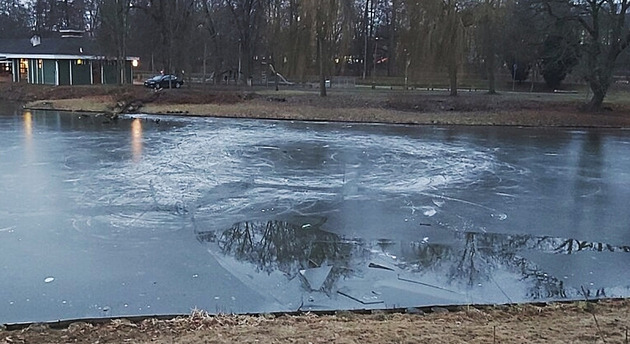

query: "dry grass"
xmin=23 ymin=94 xmax=630 ymax=128
xmin=2 ymin=300 xmax=629 ymax=343
xmin=2 ymin=82 xmax=628 ymax=127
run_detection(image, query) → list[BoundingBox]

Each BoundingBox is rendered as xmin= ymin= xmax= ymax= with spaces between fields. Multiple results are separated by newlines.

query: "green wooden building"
xmin=0 ymin=31 xmax=138 ymax=86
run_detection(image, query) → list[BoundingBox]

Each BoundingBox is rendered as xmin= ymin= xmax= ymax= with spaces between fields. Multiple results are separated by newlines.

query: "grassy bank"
xmin=3 ymin=82 xmax=630 ymax=127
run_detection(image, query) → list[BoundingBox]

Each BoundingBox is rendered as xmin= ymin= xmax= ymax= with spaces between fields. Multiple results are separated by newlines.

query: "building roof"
xmin=0 ymin=36 xmax=137 ymax=60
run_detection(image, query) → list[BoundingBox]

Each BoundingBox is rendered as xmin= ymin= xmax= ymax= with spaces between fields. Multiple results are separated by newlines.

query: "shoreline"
xmin=22 ymin=95 xmax=630 ymax=129
xmin=1 ymin=297 xmax=623 ymax=330
xmin=3 ymin=299 xmax=629 ymax=343
xmin=2 ymin=82 xmax=628 ymax=128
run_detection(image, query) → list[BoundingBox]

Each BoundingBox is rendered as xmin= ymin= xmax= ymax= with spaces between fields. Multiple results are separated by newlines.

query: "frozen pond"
xmin=1 ymin=104 xmax=630 ymax=324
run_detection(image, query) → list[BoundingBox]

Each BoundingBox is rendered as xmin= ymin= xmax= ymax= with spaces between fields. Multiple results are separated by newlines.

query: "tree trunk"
xmin=585 ymin=78 xmax=608 ymax=110
xmin=482 ymin=9 xmax=496 ymax=95
xmin=318 ymin=36 xmax=327 ymax=97
xmin=583 ymin=42 xmax=615 ymax=110
xmin=362 ymin=0 xmax=370 ymax=79
xmin=449 ymin=62 xmax=458 ymax=96
xmin=388 ymin=0 xmax=398 ymax=77
xmin=486 ymin=52 xmax=496 ymax=94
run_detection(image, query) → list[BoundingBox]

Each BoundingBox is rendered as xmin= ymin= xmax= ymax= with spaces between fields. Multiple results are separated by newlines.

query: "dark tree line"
xmin=3 ymin=0 xmax=630 ymax=107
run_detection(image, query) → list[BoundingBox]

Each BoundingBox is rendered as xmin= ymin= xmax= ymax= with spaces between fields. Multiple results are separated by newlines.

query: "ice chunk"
xmin=299 ymin=265 xmax=333 ymax=291
xmin=491 ymin=213 xmax=508 ymax=220
xmin=422 ymin=207 xmax=437 ymax=217
xmin=0 ymin=226 xmax=16 ymax=233
xmin=337 ymin=287 xmax=384 ymax=305
xmin=432 ymin=199 xmax=445 ymax=207
xmin=368 ymin=262 xmax=395 ymax=271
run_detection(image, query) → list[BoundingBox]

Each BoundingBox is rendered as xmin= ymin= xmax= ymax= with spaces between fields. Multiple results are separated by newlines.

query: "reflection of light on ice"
xmin=22 ymin=111 xmax=33 ymax=158
xmin=23 ymin=111 xmax=32 ymax=142
xmin=131 ymin=118 xmax=143 ymax=162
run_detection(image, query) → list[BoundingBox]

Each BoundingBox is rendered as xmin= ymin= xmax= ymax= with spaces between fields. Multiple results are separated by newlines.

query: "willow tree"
xmin=433 ymin=0 xmax=467 ymax=96
xmin=398 ymin=0 xmax=441 ymax=84
xmin=399 ymin=0 xmax=467 ymax=95
xmin=474 ymin=0 xmax=505 ymax=94
xmin=278 ymin=0 xmax=313 ymax=80
xmin=300 ymin=0 xmax=354 ymax=96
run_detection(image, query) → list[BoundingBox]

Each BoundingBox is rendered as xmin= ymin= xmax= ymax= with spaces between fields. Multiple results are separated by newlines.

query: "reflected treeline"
xmin=197 ymin=219 xmax=630 ymax=304
xmin=402 ymin=231 xmax=630 ymax=300
xmin=553 ymin=238 xmax=630 ymax=254
xmin=485 ymin=233 xmax=630 ymax=255
xmin=197 ymin=220 xmax=366 ymax=292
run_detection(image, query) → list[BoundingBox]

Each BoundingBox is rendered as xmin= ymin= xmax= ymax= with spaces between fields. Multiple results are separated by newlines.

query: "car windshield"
xmin=149 ymin=75 xmax=163 ymax=81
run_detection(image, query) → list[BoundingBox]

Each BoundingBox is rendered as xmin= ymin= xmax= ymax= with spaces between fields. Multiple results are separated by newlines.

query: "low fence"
xmin=133 ymin=69 xmax=594 ymax=93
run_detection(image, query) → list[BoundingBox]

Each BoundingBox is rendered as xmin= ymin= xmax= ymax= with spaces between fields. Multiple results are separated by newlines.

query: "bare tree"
xmin=437 ymin=0 xmax=467 ymax=96
xmin=30 ymin=0 xmax=87 ymax=31
xmin=98 ymin=0 xmax=132 ymax=84
xmin=224 ymin=0 xmax=267 ymax=84
xmin=0 ymin=0 xmax=31 ymax=38
xmin=474 ymin=0 xmax=505 ymax=94
xmin=133 ymin=0 xmax=197 ymax=76
xmin=545 ymin=0 xmax=630 ymax=109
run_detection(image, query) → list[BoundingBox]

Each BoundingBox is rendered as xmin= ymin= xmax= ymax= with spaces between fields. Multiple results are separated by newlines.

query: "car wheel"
xmin=175 ymin=82 xmax=181 ymax=88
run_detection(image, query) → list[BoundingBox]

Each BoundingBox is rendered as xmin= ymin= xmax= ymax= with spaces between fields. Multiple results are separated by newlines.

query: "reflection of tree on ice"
xmin=204 ymin=220 xmax=355 ymax=294
xmin=197 ymin=220 xmax=630 ymax=307
xmin=403 ymin=231 xmax=630 ymax=301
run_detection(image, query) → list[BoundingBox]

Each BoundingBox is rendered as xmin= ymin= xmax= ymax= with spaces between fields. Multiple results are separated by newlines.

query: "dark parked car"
xmin=143 ymin=74 xmax=184 ymax=89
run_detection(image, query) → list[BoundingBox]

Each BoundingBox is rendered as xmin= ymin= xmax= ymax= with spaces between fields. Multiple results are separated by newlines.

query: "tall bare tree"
xmin=545 ymin=0 xmax=630 ymax=109
xmin=224 ymin=0 xmax=267 ymax=84
xmin=98 ymin=0 xmax=131 ymax=84
xmin=31 ymin=0 xmax=87 ymax=32
xmin=474 ymin=0 xmax=504 ymax=94
xmin=0 ymin=0 xmax=31 ymax=38
xmin=133 ymin=0 xmax=197 ymax=76
xmin=436 ymin=0 xmax=467 ymax=96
